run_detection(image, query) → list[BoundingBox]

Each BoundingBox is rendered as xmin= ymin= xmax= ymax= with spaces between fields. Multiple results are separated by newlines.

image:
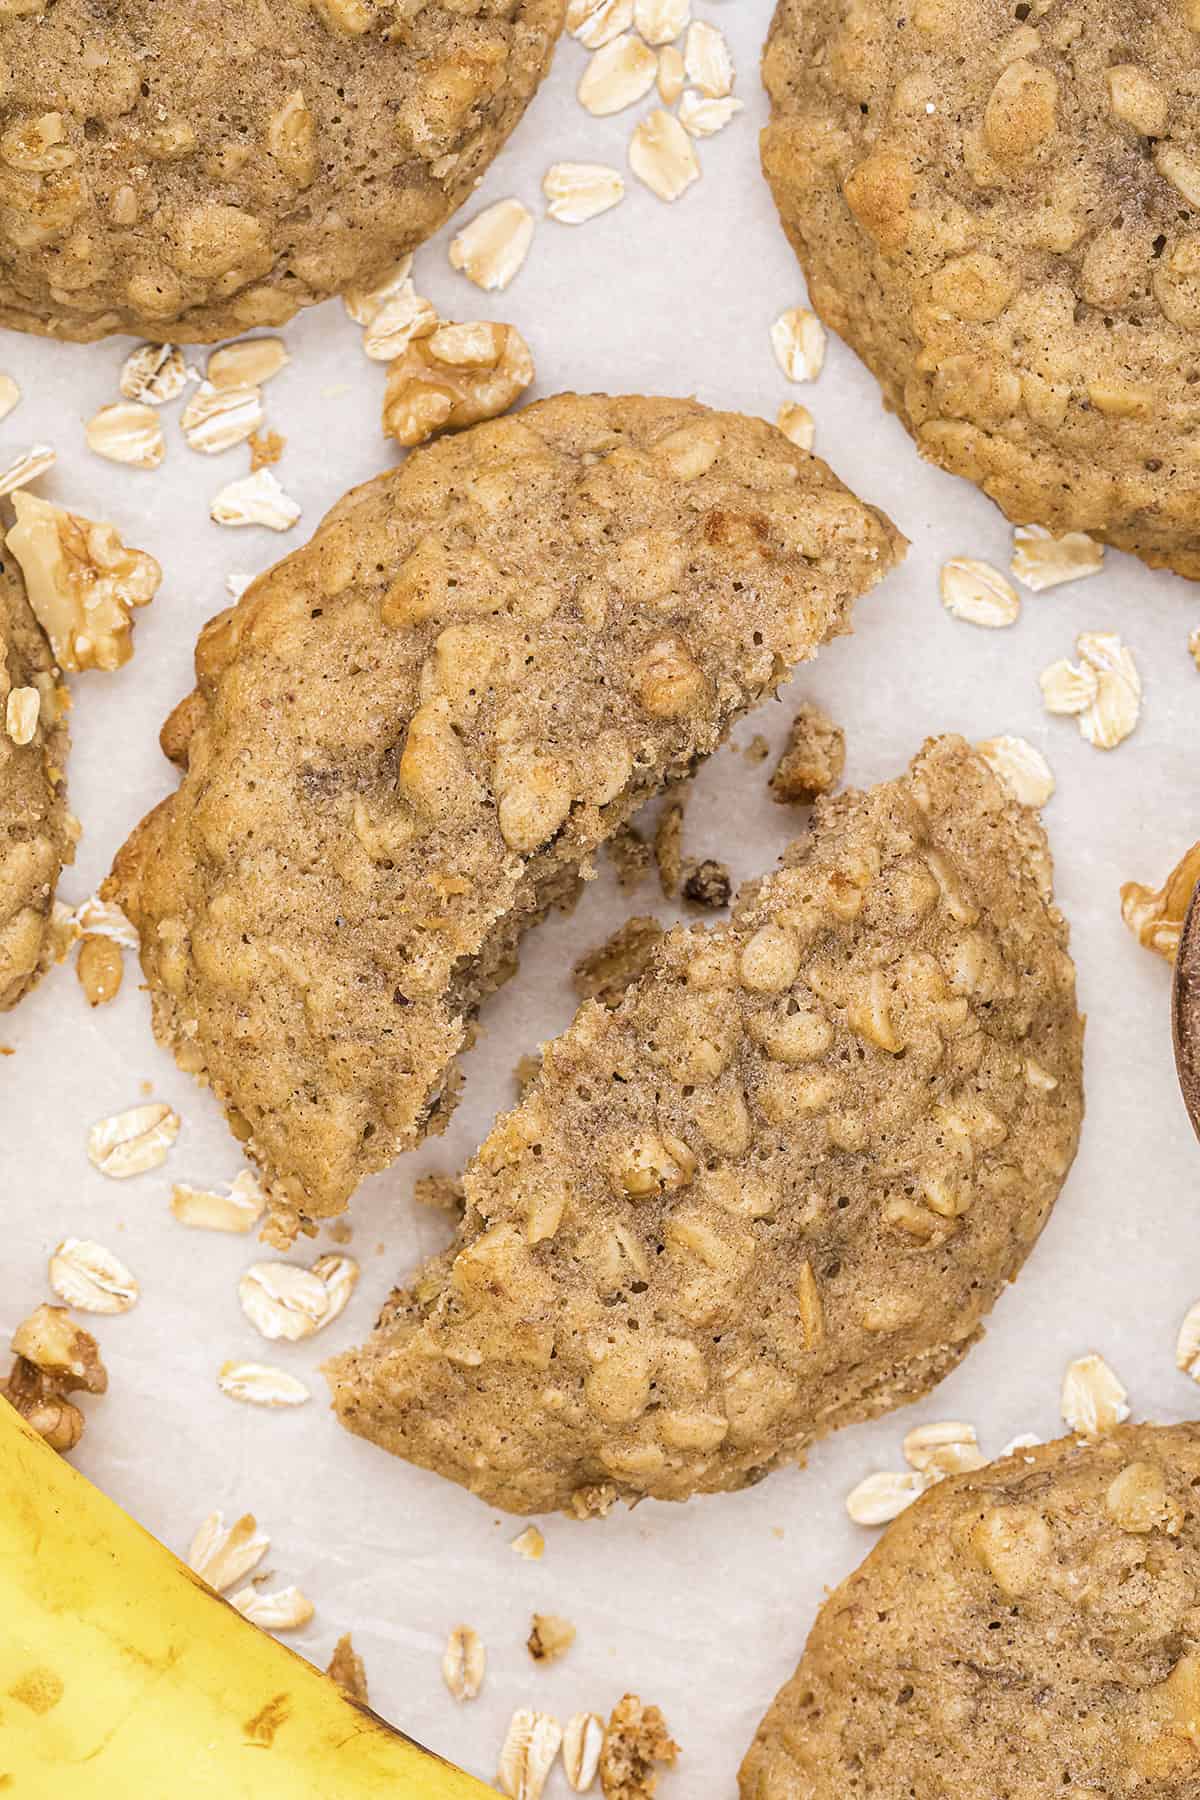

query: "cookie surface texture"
xmin=741 ymin=1422 xmax=1200 ymax=1798
xmin=328 ymin=736 xmax=1083 ymax=1513
xmin=0 ymin=0 xmax=562 ymax=342
xmin=108 ymin=395 xmax=904 ymax=1234
xmin=763 ymin=0 xmax=1200 ymax=576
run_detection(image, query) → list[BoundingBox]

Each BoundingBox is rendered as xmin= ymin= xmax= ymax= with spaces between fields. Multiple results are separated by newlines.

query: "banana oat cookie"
xmin=108 ymin=395 xmax=903 ymax=1237
xmin=0 ymin=0 xmax=560 ymax=344
xmin=763 ymin=0 xmax=1200 ymax=578
xmin=327 ymin=737 xmax=1083 ymax=1513
xmin=0 ymin=557 xmax=73 ymax=1011
xmin=740 ymin=1423 xmax=1200 ymax=1798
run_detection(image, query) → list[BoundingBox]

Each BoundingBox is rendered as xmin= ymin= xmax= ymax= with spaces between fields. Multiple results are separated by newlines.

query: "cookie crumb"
xmin=682 ymin=859 xmax=731 ymax=909
xmin=743 ymin=733 xmax=770 ymax=764
xmin=511 ymin=1524 xmax=545 ymax=1560
xmin=326 ymin=1633 xmax=369 ymax=1703
xmin=573 ymin=916 xmax=664 ymax=1009
xmin=249 ymin=429 xmax=285 ymax=472
xmin=527 ymin=1613 xmax=576 ymax=1664
xmin=769 ymin=703 xmax=845 ymax=805
xmin=599 ymin=1694 xmax=679 ymax=1799
xmin=514 ymin=1052 xmax=542 ymax=1094
xmin=608 ymin=822 xmax=652 ymax=890
xmin=413 ymin=1172 xmax=466 ymax=1214
xmin=654 ymin=795 xmax=686 ymax=897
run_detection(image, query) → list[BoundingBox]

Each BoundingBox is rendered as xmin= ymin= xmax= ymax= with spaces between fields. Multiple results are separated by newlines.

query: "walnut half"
xmin=382 ymin=321 xmax=534 ymax=449
xmin=6 ymin=489 xmax=161 ymax=673
xmin=1 ymin=1303 xmax=107 ymax=1452
xmin=1121 ymin=842 xmax=1200 ymax=962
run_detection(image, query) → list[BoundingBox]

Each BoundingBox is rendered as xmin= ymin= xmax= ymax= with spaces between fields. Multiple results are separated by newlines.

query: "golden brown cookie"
xmin=327 ymin=737 xmax=1083 ymax=1514
xmin=741 ymin=1422 xmax=1200 ymax=1798
xmin=762 ymin=0 xmax=1200 ymax=577
xmin=0 ymin=557 xmax=73 ymax=1010
xmin=0 ymin=0 xmax=561 ymax=343
xmin=108 ymin=395 xmax=903 ymax=1238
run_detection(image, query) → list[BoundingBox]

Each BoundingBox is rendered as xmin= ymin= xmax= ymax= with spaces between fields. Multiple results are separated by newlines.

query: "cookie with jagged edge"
xmin=0 ymin=0 xmax=560 ymax=343
xmin=107 ymin=395 xmax=903 ymax=1241
xmin=741 ymin=1422 xmax=1200 ymax=1798
xmin=763 ymin=0 xmax=1200 ymax=577
xmin=0 ymin=556 xmax=73 ymax=1010
xmin=327 ymin=737 xmax=1083 ymax=1514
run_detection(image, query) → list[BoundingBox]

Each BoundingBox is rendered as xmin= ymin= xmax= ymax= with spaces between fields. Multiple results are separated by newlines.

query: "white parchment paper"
xmin=5 ymin=4 xmax=1200 ymax=1791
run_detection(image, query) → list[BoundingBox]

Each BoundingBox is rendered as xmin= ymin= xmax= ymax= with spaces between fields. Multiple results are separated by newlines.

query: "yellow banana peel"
xmin=0 ymin=1398 xmax=492 ymax=1797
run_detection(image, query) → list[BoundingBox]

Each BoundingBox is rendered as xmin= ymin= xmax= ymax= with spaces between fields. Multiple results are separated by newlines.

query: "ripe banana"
xmin=0 ymin=1398 xmax=492 ymax=1796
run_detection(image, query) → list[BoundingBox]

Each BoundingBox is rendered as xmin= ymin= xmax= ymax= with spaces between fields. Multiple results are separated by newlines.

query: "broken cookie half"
xmin=107 ymin=394 xmax=903 ymax=1240
xmin=328 ymin=738 xmax=1083 ymax=1514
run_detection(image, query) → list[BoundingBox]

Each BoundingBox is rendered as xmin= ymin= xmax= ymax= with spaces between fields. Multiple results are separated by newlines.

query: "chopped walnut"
xmin=573 ymin=917 xmax=664 ymax=1009
xmin=682 ymin=858 xmax=731 ymax=909
xmin=382 ymin=321 xmax=534 ymax=449
xmin=327 ymin=1633 xmax=369 ymax=1703
xmin=2 ymin=1304 xmax=107 ymax=1453
xmin=770 ymin=703 xmax=845 ymax=805
xmin=599 ymin=1695 xmax=679 ymax=1800
xmin=527 ymin=1613 xmax=576 ymax=1664
xmin=6 ymin=490 xmax=161 ymax=673
xmin=1120 ymin=842 xmax=1200 ymax=962
xmin=654 ymin=795 xmax=686 ymax=897
xmin=608 ymin=821 xmax=652 ymax=890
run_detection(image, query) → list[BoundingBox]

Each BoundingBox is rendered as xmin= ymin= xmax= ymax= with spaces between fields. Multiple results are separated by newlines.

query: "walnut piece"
xmin=382 ymin=321 xmax=534 ymax=449
xmin=2 ymin=1303 xmax=107 ymax=1453
xmin=527 ymin=1613 xmax=577 ymax=1664
xmin=6 ymin=490 xmax=161 ymax=673
xmin=682 ymin=858 xmax=731 ymax=909
xmin=327 ymin=1633 xmax=370 ymax=1703
xmin=1120 ymin=842 xmax=1200 ymax=962
xmin=599 ymin=1695 xmax=679 ymax=1800
xmin=770 ymin=702 xmax=845 ymax=804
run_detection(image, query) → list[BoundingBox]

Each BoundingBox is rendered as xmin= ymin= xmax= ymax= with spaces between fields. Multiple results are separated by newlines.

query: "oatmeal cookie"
xmin=327 ymin=737 xmax=1082 ymax=1513
xmin=740 ymin=1423 xmax=1200 ymax=1798
xmin=0 ymin=557 xmax=73 ymax=1010
xmin=108 ymin=395 xmax=903 ymax=1235
xmin=0 ymin=0 xmax=561 ymax=343
xmin=763 ymin=0 xmax=1200 ymax=578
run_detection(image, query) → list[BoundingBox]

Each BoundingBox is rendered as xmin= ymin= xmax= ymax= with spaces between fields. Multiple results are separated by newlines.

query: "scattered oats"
xmin=498 ymin=1709 xmax=562 ymax=1800
xmin=226 ymin=571 xmax=254 ymax=600
xmin=1000 ymin=1432 xmax=1042 ymax=1458
xmin=217 ymin=1361 xmax=311 ymax=1407
xmin=442 ymin=1625 xmax=487 ymax=1701
xmin=211 ymin=468 xmax=301 ymax=531
xmin=249 ymin=429 xmax=285 ymax=472
xmin=449 ymin=199 xmax=534 ymax=292
xmin=5 ymin=685 xmax=39 ymax=746
xmin=579 ymin=34 xmax=658 ymax=115
xmin=0 ymin=445 xmax=55 ymax=497
xmin=72 ymin=895 xmax=138 ymax=949
xmin=657 ymin=44 xmax=685 ymax=104
xmin=511 ymin=1524 xmax=545 ymax=1560
xmin=939 ymin=558 xmax=1020 ymax=629
xmin=1076 ymin=632 xmax=1141 ymax=750
xmin=1060 ymin=1353 xmax=1130 ymax=1440
xmin=7 ymin=490 xmax=160 ymax=673
xmin=48 ymin=1238 xmax=139 ymax=1315
xmin=312 ymin=1252 xmax=360 ymax=1327
xmin=327 ymin=1634 xmax=369 ymax=1703
xmin=361 ymin=280 xmax=438 ymax=361
xmin=684 ymin=19 xmax=733 ymax=95
xmin=85 ymin=401 xmax=165 ymax=469
xmin=343 ymin=256 xmax=413 ymax=326
xmin=188 ymin=1510 xmax=270 ymax=1592
xmin=87 ymin=1102 xmax=180 ymax=1178
xmin=845 ymin=1468 xmax=927 ymax=1525
xmin=566 ymin=0 xmax=633 ymax=47
xmin=231 ymin=1585 xmax=314 ymax=1632
xmin=0 ymin=373 xmax=20 ymax=421
xmin=181 ymin=380 xmax=265 ymax=455
xmin=74 ymin=937 xmax=121 ymax=1006
xmin=1176 ymin=1300 xmax=1200 ymax=1381
xmin=629 ymin=108 xmax=700 ymax=202
xmin=47 ymin=901 xmax=80 ymax=964
xmin=1122 ymin=842 xmax=1200 ymax=962
xmin=563 ymin=1713 xmax=606 ymax=1793
xmin=171 ymin=1170 xmax=267 ymax=1233
xmin=239 ymin=1261 xmax=331 ymax=1343
xmin=1190 ymin=625 xmax=1200 ymax=672
xmin=527 ymin=1613 xmax=576 ymax=1664
xmin=1011 ymin=524 xmax=1103 ymax=591
xmin=1040 ymin=658 xmax=1100 ymax=716
xmin=770 ymin=308 xmax=826 ymax=382
xmin=634 ymin=0 xmax=688 ymax=45
xmin=902 ymin=1420 xmax=986 ymax=1481
xmin=119 ymin=344 xmax=190 ymax=406
xmin=775 ymin=403 xmax=814 ymax=451
xmin=975 ymin=735 xmax=1054 ymax=808
xmin=544 ymin=162 xmax=625 ymax=224
xmin=207 ymin=338 xmax=289 ymax=389
xmin=677 ymin=90 xmax=743 ymax=135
